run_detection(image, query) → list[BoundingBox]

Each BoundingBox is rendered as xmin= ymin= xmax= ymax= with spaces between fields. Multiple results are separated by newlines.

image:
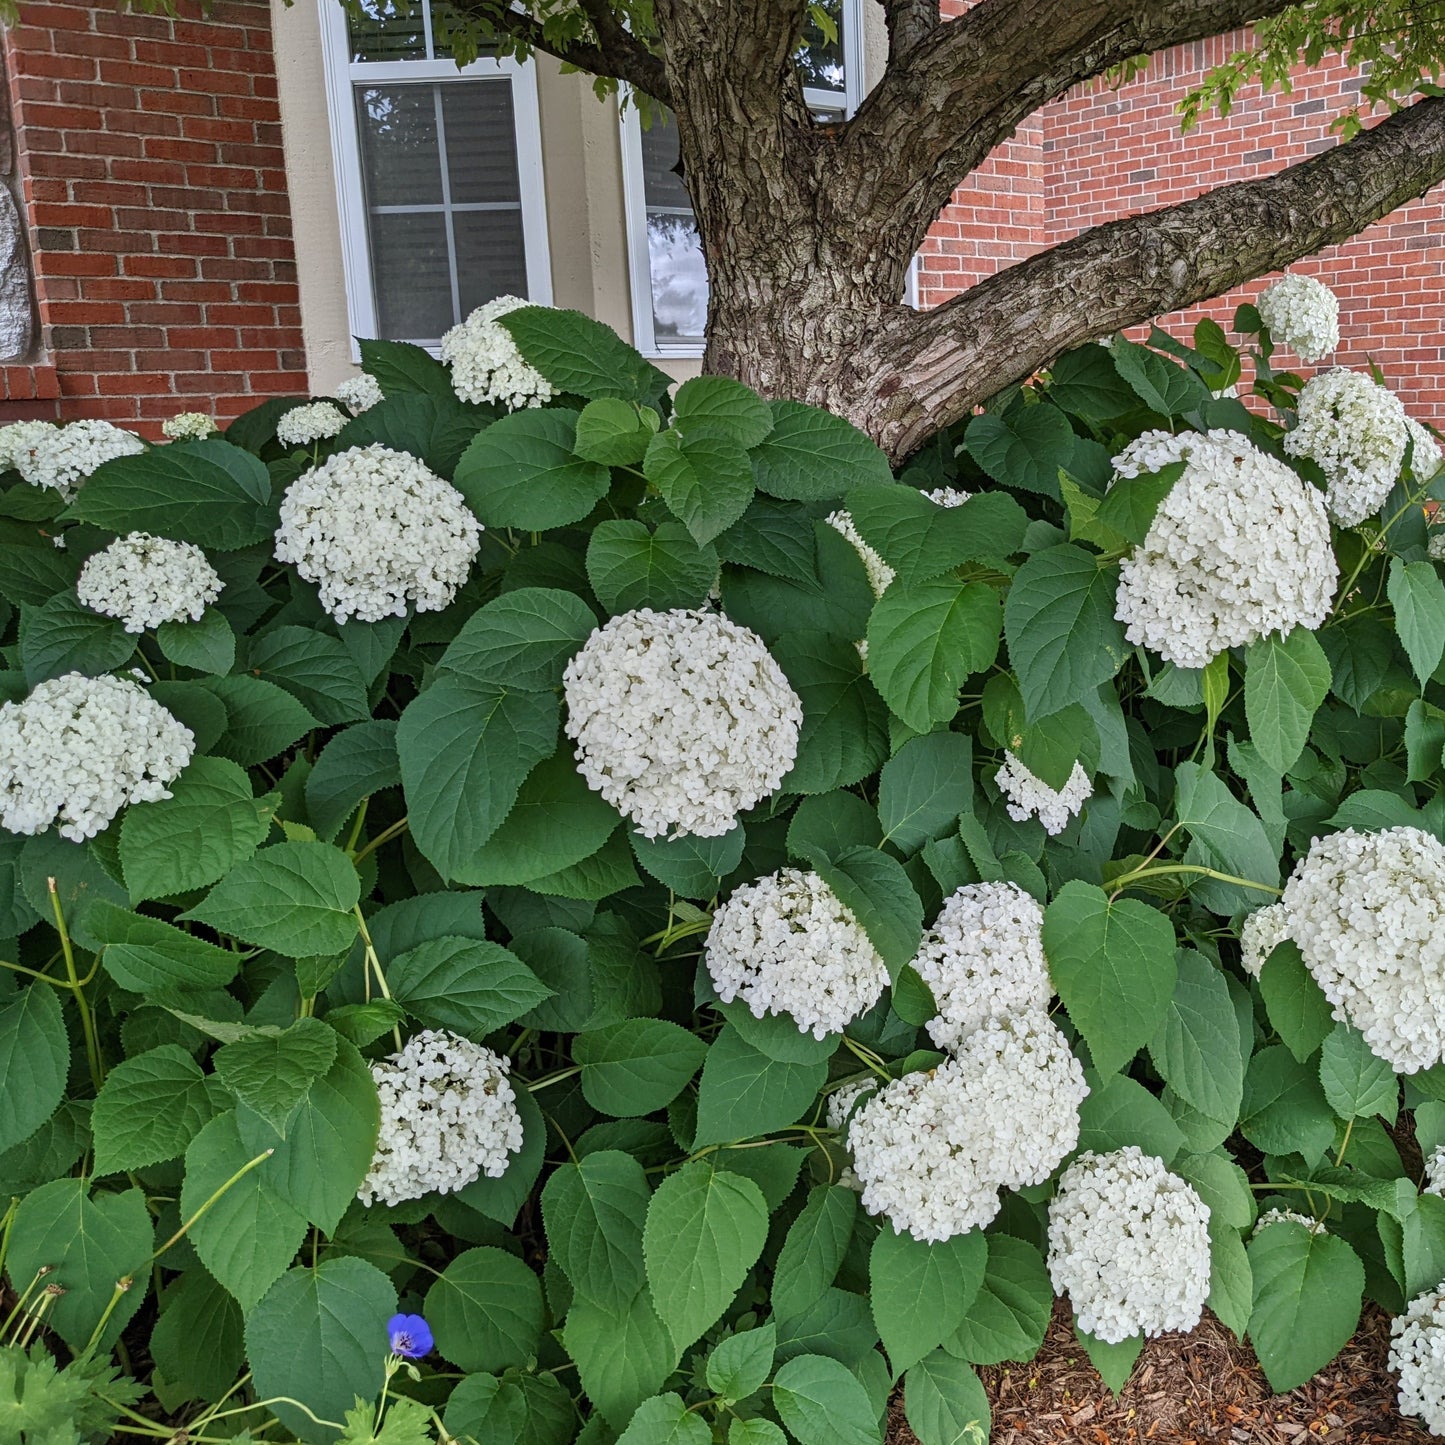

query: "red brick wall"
xmin=1 ymin=0 xmax=306 ymax=435
xmin=918 ymin=20 xmax=1445 ymax=429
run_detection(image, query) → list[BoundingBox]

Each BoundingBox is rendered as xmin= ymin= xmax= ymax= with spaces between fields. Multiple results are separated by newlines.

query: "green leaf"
xmin=150 ymin=1267 xmax=246 ymax=1404
xmin=707 ymin=1324 xmax=776 ymax=1402
xmin=615 ymin=1393 xmax=710 ymax=1445
xmin=337 ymin=392 xmax=490 ymax=478
xmin=573 ymin=397 xmax=658 ymax=465
xmin=212 ymin=1019 xmax=340 ymax=1134
xmin=199 ymin=674 xmax=317 ymax=767
xmin=120 ymin=756 xmax=273 ymax=901
xmin=1093 ymin=464 xmax=1180 ymax=546
xmin=576 ymin=1018 xmax=708 ymax=1117
xmin=674 ymin=376 xmax=774 ymax=448
xmin=772 ymin=1354 xmax=881 ymax=1445
xmin=1077 ymin=1327 xmax=1142 ymax=1394
xmin=643 ymin=1162 xmax=769 ymax=1352
xmin=501 ymin=305 xmax=667 ymax=401
xmin=587 ymin=520 xmax=718 ymax=613
xmin=965 ymin=405 xmax=1075 ymax=497
xmin=542 ymin=1149 xmax=650 ymax=1310
xmin=1041 ymin=882 xmax=1177 ymax=1075
xmin=1005 ymin=545 xmax=1126 ymax=721
xmin=866 ymin=579 xmax=1002 ymax=732
xmin=693 ymin=1026 xmax=828 ymax=1148
xmin=6 ymin=1179 xmax=152 ymax=1351
xmin=812 ymin=846 xmax=923 ymax=974
xmin=387 ymin=935 xmax=552 ymax=1037
xmin=1209 ymin=1226 xmax=1253 ymax=1339
xmin=1241 ymin=1045 xmax=1336 ymax=1162
xmin=454 ymin=409 xmax=612 ymax=529
xmin=0 ymin=984 xmax=68 ymax=1154
xmin=1148 ymin=950 xmax=1245 ymax=1122
xmin=90 ymin=901 xmax=240 ymax=993
xmin=1259 ymin=941 xmax=1335 ymax=1063
xmin=631 ymin=826 xmax=745 ymax=898
xmin=1077 ymin=1070 xmax=1186 ymax=1163
xmin=750 ymin=402 xmax=892 ymax=500
xmin=65 ymin=439 xmax=272 ymax=549
xmin=844 ymin=488 xmax=1029 ymax=588
xmin=903 ymin=1351 xmax=990 ymax=1445
xmin=156 ymin=607 xmax=235 ymax=675
xmin=92 ymin=1043 xmax=216 ymax=1173
xmin=644 ymin=428 xmax=754 ymax=545
xmin=1048 ymin=345 xmax=1137 ymax=423
xmin=440 ymin=587 xmax=597 ymax=691
xmin=944 ymin=1235 xmax=1052 ymax=1366
xmin=1111 ymin=337 xmax=1211 ymax=416
xmin=565 ymin=1288 xmax=679 ymax=1431
xmin=1173 ymin=762 xmax=1280 ymax=915
xmin=443 ymin=1371 xmax=574 ymax=1445
xmin=1174 ymin=1152 xmax=1256 ymax=1232
xmin=359 ymin=337 xmax=454 ymax=399
xmin=20 ymin=593 xmax=134 ymax=684
xmin=774 ymin=631 xmax=890 ymax=794
xmin=184 ymin=841 xmax=360 ymax=957
xmin=774 ymin=1184 xmax=857 ymax=1321
xmin=1389 ymin=557 xmax=1445 ymax=686
xmin=304 ymin=722 xmax=400 ymax=842
xmin=1245 ymin=629 xmax=1332 ymax=773
xmin=1319 ymin=1023 xmax=1398 ymax=1121
xmin=425 ymin=1245 xmax=544 ymax=1373
xmin=183 ymin=1110 xmax=307 ymax=1310
xmin=247 ymin=627 xmax=370 ymax=726
xmin=397 ymin=674 xmax=558 ymax=881
xmin=1246 ymin=1223 xmax=1363 ymax=1392
xmin=878 ymin=731 xmax=973 ymax=853
xmin=245 ymin=1257 xmax=396 ymax=1445
xmin=871 ymin=1228 xmax=986 ymax=1373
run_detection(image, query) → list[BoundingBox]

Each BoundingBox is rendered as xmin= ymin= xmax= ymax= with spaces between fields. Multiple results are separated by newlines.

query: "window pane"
xmin=441 ymin=82 xmax=521 ymax=204
xmin=797 ymin=0 xmax=845 ymax=96
xmin=639 ymin=119 xmax=691 ymax=213
xmin=370 ymin=211 xmax=453 ymax=341
xmin=647 ymin=215 xmax=707 ymax=342
xmin=348 ymin=0 xmax=427 ymax=62
xmin=356 ymin=85 xmax=444 ymax=207
xmin=456 ymin=210 xmax=530 ymax=313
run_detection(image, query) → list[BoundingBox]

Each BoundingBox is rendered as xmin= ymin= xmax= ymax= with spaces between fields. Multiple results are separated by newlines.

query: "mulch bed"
xmin=888 ymin=1302 xmax=1432 ymax=1444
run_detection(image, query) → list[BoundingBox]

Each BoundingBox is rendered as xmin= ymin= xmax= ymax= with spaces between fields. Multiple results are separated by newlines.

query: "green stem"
xmin=527 ymin=1065 xmax=582 ymax=1092
xmin=1331 ymin=477 xmax=1435 ymax=616
xmin=50 ymin=879 xmax=104 ymax=1090
xmin=353 ymin=906 xmax=404 ymax=1050
xmin=78 ymin=1277 xmax=132 ymax=1361
xmin=1109 ymin=862 xmax=1282 ymax=898
xmin=343 ymin=796 xmax=370 ymax=856
xmin=1335 ymin=1116 xmax=1355 ymax=1169
xmin=1 ymin=1267 xmax=47 ymax=1340
xmin=151 ymin=1149 xmax=274 ymax=1260
xmin=353 ymin=815 xmax=409 ymax=864
xmin=842 ymin=1035 xmax=892 ymax=1081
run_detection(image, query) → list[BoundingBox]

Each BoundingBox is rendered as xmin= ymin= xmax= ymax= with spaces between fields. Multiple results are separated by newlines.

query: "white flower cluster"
xmin=440 ymin=295 xmax=556 ymax=409
xmin=335 ymin=373 xmax=384 ymax=416
xmin=826 ymin=489 xmax=970 ymax=599
xmin=359 ymin=1029 xmax=524 ymax=1207
xmin=1114 ymin=429 xmax=1337 ymax=669
xmin=161 ymin=411 xmax=218 ymax=441
xmin=1408 ymin=418 xmax=1443 ymax=481
xmin=826 ymin=1077 xmax=875 ymax=1191
xmin=1110 ymin=427 xmax=1226 ymax=481
xmin=1281 ymin=826 xmax=1445 ymax=1072
xmin=705 ymin=867 xmax=888 ymax=1038
xmin=1391 ymin=1287 xmax=1445 ymax=1435
xmin=911 ymin=882 xmax=1053 ymax=1051
xmin=76 ymin=532 xmax=223 ymax=633
xmin=1239 ymin=901 xmax=1291 ymax=978
xmin=1426 ymin=1145 xmax=1445 ymax=1197
xmin=995 ymin=752 xmax=1093 ymax=836
xmin=0 ymin=673 xmax=194 ymax=841
xmin=276 ymin=401 xmax=349 ymax=448
xmin=273 ymin=443 xmax=482 ymax=624
xmin=1257 ymin=272 xmax=1340 ymax=364
xmin=17 ymin=420 xmax=145 ymax=502
xmin=563 ymin=608 xmax=802 ymax=839
xmin=1047 ymin=1147 xmax=1212 ymax=1343
xmin=848 ymin=1012 xmax=1085 ymax=1242
xmin=1430 ymin=531 xmax=1445 ymax=563
xmin=0 ymin=419 xmax=55 ymax=473
xmin=1284 ymin=369 xmax=1408 ymax=526
xmin=1252 ymin=1208 xmax=1323 ymax=1237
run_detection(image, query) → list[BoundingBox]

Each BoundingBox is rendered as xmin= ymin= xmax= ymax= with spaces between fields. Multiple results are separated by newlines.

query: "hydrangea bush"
xmin=5 ymin=285 xmax=1445 ymax=1443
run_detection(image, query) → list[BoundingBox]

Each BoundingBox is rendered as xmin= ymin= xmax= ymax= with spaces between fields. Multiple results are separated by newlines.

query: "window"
xmin=619 ymin=0 xmax=864 ymax=357
xmin=319 ymin=0 xmax=551 ymax=352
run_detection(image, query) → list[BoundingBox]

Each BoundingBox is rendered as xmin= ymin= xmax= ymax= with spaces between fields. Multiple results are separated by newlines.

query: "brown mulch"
xmin=888 ymin=1302 xmax=1431 ymax=1444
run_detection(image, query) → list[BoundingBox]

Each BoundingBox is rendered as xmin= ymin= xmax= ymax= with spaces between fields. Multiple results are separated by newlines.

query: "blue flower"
xmin=387 ymin=1313 xmax=433 ymax=1359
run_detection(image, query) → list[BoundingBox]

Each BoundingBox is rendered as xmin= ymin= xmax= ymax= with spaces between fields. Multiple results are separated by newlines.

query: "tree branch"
xmin=882 ymin=0 xmax=937 ymax=62
xmin=871 ymin=96 xmax=1445 ymax=459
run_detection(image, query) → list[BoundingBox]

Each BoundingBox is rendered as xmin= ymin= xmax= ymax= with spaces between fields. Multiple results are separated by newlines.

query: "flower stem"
xmin=151 ymin=1148 xmax=274 ymax=1260
xmin=50 ymin=878 xmax=104 ymax=1090
xmin=354 ymin=815 xmax=409 ymax=864
xmin=1108 ymin=862 xmax=1282 ymax=898
xmin=354 ymin=905 xmax=403 ymax=1050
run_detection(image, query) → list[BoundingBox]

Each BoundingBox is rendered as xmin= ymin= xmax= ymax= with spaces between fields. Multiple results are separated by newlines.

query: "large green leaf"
xmin=773 ymin=1185 xmax=857 ymax=1321
xmin=425 ymin=1245 xmax=544 ymax=1372
xmin=386 ymin=935 xmax=553 ymax=1037
xmin=964 ymin=405 xmax=1075 ymax=496
xmin=1174 ymin=762 xmax=1280 ymax=916
xmin=440 ymin=587 xmax=597 ymax=691
xmin=586 ymin=520 xmax=718 ymax=614
xmin=645 ymin=428 xmax=754 ymax=545
xmin=904 ymin=1351 xmax=990 ymax=1445
xmin=693 ymin=1026 xmax=828 ymax=1148
xmin=1319 ymin=1022 xmax=1398 ymax=1121
xmin=1148 ymin=949 xmax=1245 ymax=1122
xmin=575 ymin=1018 xmax=708 ymax=1117
xmin=149 ymin=1267 xmax=246 ymax=1404
xmin=336 ymin=391 xmax=488 ymax=478
xmin=502 ymin=305 xmax=668 ymax=401
xmin=846 ymin=488 xmax=1028 ymax=588
xmin=90 ymin=900 xmax=240 ymax=994
xmin=813 ymin=846 xmax=923 ymax=974
xmin=1077 ymin=1070 xmax=1186 ymax=1162
xmin=1240 ymin=1045 xmax=1336 ymax=1162
xmin=304 ymin=721 xmax=400 ymax=842
xmin=91 ymin=1043 xmax=217 ymax=1173
xmin=1111 ymin=337 xmax=1211 ymax=416
xmin=944 ymin=1235 xmax=1052 ymax=1366
xmin=156 ymin=607 xmax=235 ymax=676
xmin=246 ymin=627 xmax=370 ymax=726
xmin=674 ymin=376 xmax=774 ymax=447
xmin=212 ymin=1019 xmax=340 ymax=1135
xmin=1259 ymin=941 xmax=1334 ymax=1064
xmin=871 ymin=1228 xmax=986 ymax=1373
xmin=0 ymin=984 xmax=68 ymax=1154
xmin=1389 ymin=557 xmax=1445 ymax=686
xmin=1048 ymin=345 xmax=1137 ymax=422
xmin=20 ymin=593 xmax=134 ymax=684
xmin=542 ymin=1149 xmax=651 ymax=1310
xmin=1244 ymin=629 xmax=1332 ymax=773
xmin=877 ymin=731 xmax=973 ymax=853
xmin=1041 ymin=881 xmax=1177 ymax=1075
xmin=198 ymin=674 xmax=317 ymax=767
xmin=574 ymin=396 xmax=659 ymax=465
xmin=750 ymin=402 xmax=892 ymax=500
xmin=631 ymin=826 xmax=745 ymax=898
xmin=454 ymin=409 xmax=611 ymax=529
xmin=772 ymin=1354 xmax=881 ymax=1445
xmin=565 ymin=1288 xmax=679 ymax=1430
xmin=643 ymin=1162 xmax=770 ymax=1351
xmin=774 ymin=631 xmax=890 ymax=794
xmin=614 ymin=1393 xmax=711 ymax=1445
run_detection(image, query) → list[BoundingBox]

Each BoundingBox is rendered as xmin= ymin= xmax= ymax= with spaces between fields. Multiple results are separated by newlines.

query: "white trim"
xmin=317 ymin=0 xmax=552 ymax=358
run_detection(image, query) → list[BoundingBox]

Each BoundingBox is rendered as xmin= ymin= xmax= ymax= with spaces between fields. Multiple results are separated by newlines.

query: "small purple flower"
xmin=387 ymin=1313 xmax=433 ymax=1359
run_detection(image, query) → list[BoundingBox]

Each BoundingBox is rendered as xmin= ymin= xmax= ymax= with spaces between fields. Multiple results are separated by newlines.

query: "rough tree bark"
xmin=470 ymin=0 xmax=1445 ymax=462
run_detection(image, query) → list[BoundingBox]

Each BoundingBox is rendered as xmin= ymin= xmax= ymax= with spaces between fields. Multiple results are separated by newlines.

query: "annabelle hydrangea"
xmin=1423 ymin=1145 xmax=1445 ymax=1197
xmin=1239 ymin=901 xmax=1292 ymax=978
xmin=359 ymin=1030 xmax=524 ymax=1207
xmin=273 ymin=443 xmax=482 ymax=623
xmin=335 ymin=373 xmax=385 ymax=416
xmin=0 ymin=673 xmax=194 ymax=841
xmin=1280 ymin=825 xmax=1445 ymax=1072
xmin=826 ymin=487 xmax=970 ymax=598
xmin=911 ymin=882 xmax=1053 ymax=1051
xmin=1252 ymin=1208 xmax=1323 ymax=1237
xmin=1284 ymin=369 xmax=1408 ymax=525
xmin=440 ymin=295 xmax=555 ymax=409
xmin=1257 ymin=272 xmax=1340 ymax=364
xmin=1391 ymin=1287 xmax=1445 ymax=1435
xmin=17 ymin=419 xmax=145 ymax=502
xmin=705 ymin=867 xmax=888 ymax=1038
xmin=562 ymin=608 xmax=802 ymax=839
xmin=76 ymin=533 xmax=223 ymax=633
xmin=276 ymin=401 xmax=348 ymax=448
xmin=161 ymin=411 xmax=218 ymax=441
xmin=0 ymin=419 xmax=55 ymax=474
xmin=995 ymin=752 xmax=1092 ymax=835
xmin=1114 ymin=429 xmax=1337 ymax=669
xmin=1047 ymin=1147 xmax=1212 ymax=1343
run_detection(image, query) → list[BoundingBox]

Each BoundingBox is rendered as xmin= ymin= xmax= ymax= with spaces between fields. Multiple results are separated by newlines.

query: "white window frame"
xmin=318 ymin=0 xmax=552 ymax=359
xmin=619 ymin=1 xmax=865 ymax=359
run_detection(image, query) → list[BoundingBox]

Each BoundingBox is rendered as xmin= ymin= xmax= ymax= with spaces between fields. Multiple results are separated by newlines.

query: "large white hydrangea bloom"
xmin=276 ymin=401 xmax=348 ymax=449
xmin=359 ymin=1029 xmax=524 ymax=1207
xmin=0 ymin=419 xmax=56 ymax=474
xmin=0 ymin=673 xmax=194 ymax=841
xmin=1114 ymin=429 xmax=1337 ymax=669
xmin=274 ymin=443 xmax=482 ymax=624
xmin=1391 ymin=1287 xmax=1445 ymax=1435
xmin=1284 ymin=369 xmax=1408 ymax=526
xmin=563 ymin=608 xmax=802 ymax=839
xmin=1280 ymin=825 xmax=1445 ymax=1072
xmin=911 ymin=882 xmax=1053 ymax=1052
xmin=161 ymin=411 xmax=218 ymax=442
xmin=1424 ymin=1144 xmax=1445 ymax=1197
xmin=76 ymin=533 xmax=223 ymax=633
xmin=1047 ymin=1146 xmax=1211 ymax=1343
xmin=335 ymin=373 xmax=384 ymax=416
xmin=1257 ymin=272 xmax=1340 ymax=364
xmin=1407 ymin=417 xmax=1443 ymax=481
xmin=440 ymin=295 xmax=555 ymax=409
xmin=17 ymin=420 xmax=145 ymax=502
xmin=705 ymin=867 xmax=888 ymax=1038
xmin=1239 ymin=900 xmax=1291 ymax=978
xmin=995 ymin=752 xmax=1093 ymax=836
